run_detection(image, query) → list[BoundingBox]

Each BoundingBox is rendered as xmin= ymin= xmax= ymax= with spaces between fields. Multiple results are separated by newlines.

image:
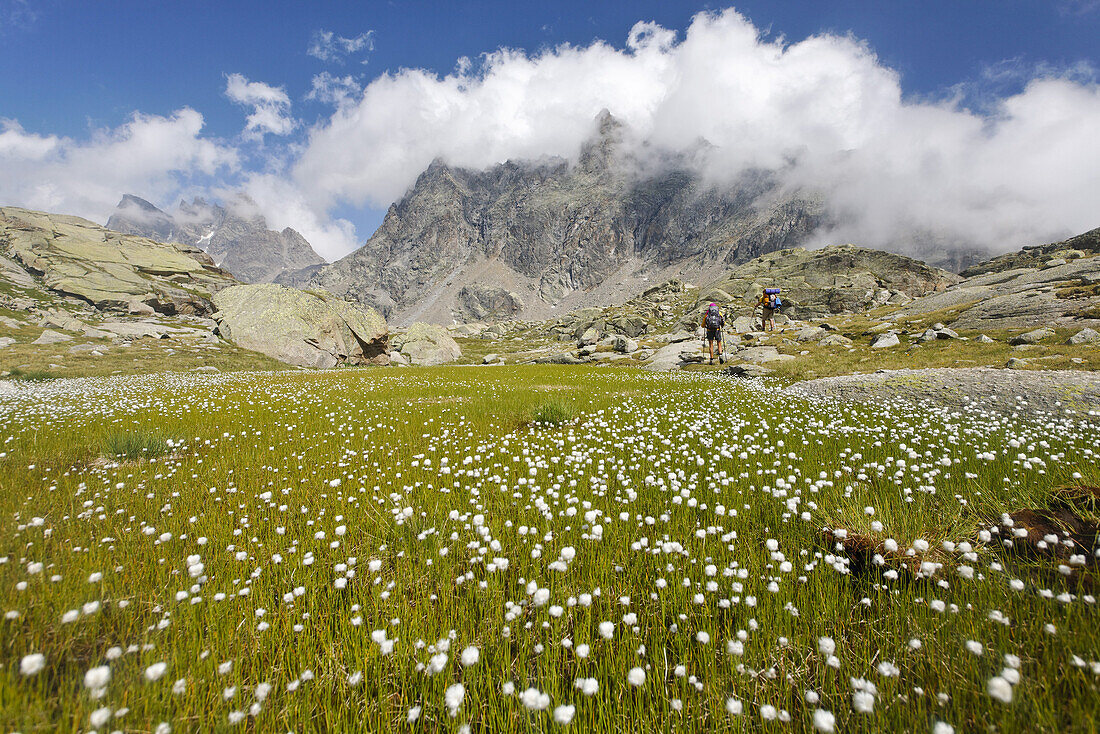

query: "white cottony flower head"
xmin=20 ymin=653 xmax=45 ymax=676
xmin=628 ymin=667 xmax=646 ymax=687
xmin=444 ymin=683 xmax=465 ymax=717
xmin=987 ymin=676 xmax=1013 ymax=703
xmin=145 ymin=662 xmax=168 ymax=682
xmin=726 ymin=697 xmax=743 ymax=716
xmin=520 ymin=687 xmax=551 ymax=710
xmin=599 ymin=621 xmax=615 ymax=640
xmin=553 ymin=704 xmax=576 ymax=725
xmin=84 ymin=665 xmax=110 ymax=690
xmin=813 ymin=709 xmax=836 ymax=733
xmin=461 ymin=646 xmax=480 ymax=667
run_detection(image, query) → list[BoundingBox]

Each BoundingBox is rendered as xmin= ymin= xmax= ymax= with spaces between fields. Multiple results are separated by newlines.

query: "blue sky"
xmin=1 ymin=1 xmax=1098 ymax=258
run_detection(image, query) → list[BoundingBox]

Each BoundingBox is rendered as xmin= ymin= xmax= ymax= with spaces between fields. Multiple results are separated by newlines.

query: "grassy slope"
xmin=0 ymin=367 xmax=1097 ymax=732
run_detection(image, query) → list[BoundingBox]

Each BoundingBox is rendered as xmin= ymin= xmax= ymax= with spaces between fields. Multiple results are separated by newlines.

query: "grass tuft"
xmin=5 ymin=368 xmax=58 ymax=382
xmin=102 ymin=428 xmax=175 ymax=460
xmin=531 ymin=399 xmax=575 ymax=426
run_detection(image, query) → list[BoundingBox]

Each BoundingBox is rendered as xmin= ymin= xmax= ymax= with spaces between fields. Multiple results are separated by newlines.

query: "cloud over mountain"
xmin=290 ymin=9 xmax=1100 ymax=255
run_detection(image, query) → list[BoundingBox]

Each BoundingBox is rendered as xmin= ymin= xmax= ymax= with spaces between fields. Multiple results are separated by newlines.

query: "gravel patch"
xmin=785 ymin=367 xmax=1100 ymax=417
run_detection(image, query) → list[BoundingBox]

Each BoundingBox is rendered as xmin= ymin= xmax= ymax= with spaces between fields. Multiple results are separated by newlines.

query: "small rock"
xmin=613 ymin=335 xmax=639 ymax=354
xmin=796 ymin=326 xmax=827 ymax=342
xmin=935 ymin=327 xmax=960 ymax=339
xmin=192 ymin=365 xmax=219 ymax=372
xmin=1067 ymin=327 xmax=1099 ymax=345
xmin=0 ymin=336 xmax=15 ymax=348
xmin=977 ymin=334 xmax=995 ymax=343
xmin=1005 ymin=357 xmax=1029 ymax=369
xmin=1008 ymin=328 xmax=1055 ymax=345
xmin=870 ymin=333 xmax=900 ymax=349
xmin=819 ymin=334 xmax=853 ymax=347
xmin=578 ymin=328 xmax=600 ymax=346
xmin=482 ymin=353 xmax=499 ymax=364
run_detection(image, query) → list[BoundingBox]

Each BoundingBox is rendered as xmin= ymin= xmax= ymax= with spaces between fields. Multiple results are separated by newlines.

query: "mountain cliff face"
xmin=107 ymin=194 xmax=324 ymax=284
xmin=303 ymin=112 xmax=825 ymax=325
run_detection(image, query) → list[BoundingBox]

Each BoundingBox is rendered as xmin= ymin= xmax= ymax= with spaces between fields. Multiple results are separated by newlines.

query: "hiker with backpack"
xmin=757 ymin=288 xmax=782 ymax=332
xmin=701 ymin=302 xmax=725 ymax=365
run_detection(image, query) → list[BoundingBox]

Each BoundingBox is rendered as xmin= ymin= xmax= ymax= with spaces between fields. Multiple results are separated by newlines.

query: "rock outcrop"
xmin=212 ymin=284 xmax=388 ymax=369
xmin=0 ymin=207 xmax=236 ymax=315
xmin=703 ymin=244 xmax=959 ymax=319
xmin=303 ymin=111 xmax=825 ymax=325
xmin=108 ymin=194 xmax=325 ymax=283
xmin=893 ymin=229 xmax=1100 ymax=330
xmin=454 ymin=284 xmax=524 ymax=322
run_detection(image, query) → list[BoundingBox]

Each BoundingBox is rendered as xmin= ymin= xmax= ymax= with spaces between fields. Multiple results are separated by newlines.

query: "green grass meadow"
xmin=0 ymin=366 xmax=1097 ymax=732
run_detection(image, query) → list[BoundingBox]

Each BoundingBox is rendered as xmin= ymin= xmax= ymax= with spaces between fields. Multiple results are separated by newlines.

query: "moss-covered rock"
xmin=212 ymin=284 xmax=388 ymax=369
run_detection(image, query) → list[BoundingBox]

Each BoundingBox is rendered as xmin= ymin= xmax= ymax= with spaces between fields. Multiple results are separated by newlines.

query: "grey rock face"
xmin=108 ymin=194 xmax=325 ymax=284
xmin=307 ymin=112 xmax=825 ymax=324
xmin=454 ymin=284 xmax=524 ymax=322
xmin=212 ymin=284 xmax=389 ymax=369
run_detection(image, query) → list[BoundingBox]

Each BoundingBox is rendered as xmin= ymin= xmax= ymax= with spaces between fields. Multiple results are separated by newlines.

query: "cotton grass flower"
xmin=20 ymin=653 xmax=45 ymax=676
xmin=460 ymin=645 xmax=479 ymax=667
xmin=987 ymin=676 xmax=1013 ymax=703
xmin=553 ymin=704 xmax=576 ymax=725
xmin=145 ymin=662 xmax=168 ymax=682
xmin=628 ymin=667 xmax=646 ymax=686
xmin=813 ymin=709 xmax=835 ymax=732
xmin=444 ymin=683 xmax=465 ymax=717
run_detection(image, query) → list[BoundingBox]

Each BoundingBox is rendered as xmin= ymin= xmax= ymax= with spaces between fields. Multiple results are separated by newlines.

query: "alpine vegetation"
xmin=1 ymin=366 xmax=1097 ymax=731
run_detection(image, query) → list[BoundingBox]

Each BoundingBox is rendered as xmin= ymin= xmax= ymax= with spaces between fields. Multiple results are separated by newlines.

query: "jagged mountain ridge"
xmin=299 ymin=112 xmax=826 ymax=325
xmin=107 ymin=194 xmax=324 ymax=284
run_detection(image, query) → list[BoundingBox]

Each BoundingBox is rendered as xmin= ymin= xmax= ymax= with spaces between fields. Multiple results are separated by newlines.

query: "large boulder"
xmin=212 ymin=284 xmax=388 ymax=369
xmin=391 ymin=322 xmax=462 ymax=366
xmin=0 ymin=207 xmax=236 ymax=315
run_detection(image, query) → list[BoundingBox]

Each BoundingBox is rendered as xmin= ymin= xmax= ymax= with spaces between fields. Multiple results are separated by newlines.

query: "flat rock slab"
xmin=786 ymin=367 xmax=1100 ymax=417
xmin=32 ymin=329 xmax=73 ymax=345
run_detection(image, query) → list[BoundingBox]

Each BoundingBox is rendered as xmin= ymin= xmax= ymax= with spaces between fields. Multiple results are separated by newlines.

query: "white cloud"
xmin=305 ymin=72 xmax=363 ymax=108
xmin=308 ymin=29 xmax=375 ymax=64
xmin=291 ymin=9 xmax=1100 ymax=253
xmin=225 ymin=73 xmax=295 ymax=140
xmin=0 ymin=109 xmax=237 ymax=224
xmin=241 ymin=174 xmax=358 ymax=260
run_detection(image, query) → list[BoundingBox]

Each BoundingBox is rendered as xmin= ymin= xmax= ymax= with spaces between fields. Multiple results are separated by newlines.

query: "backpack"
xmin=704 ymin=305 xmax=723 ymax=329
xmin=770 ymin=295 xmax=782 ymax=310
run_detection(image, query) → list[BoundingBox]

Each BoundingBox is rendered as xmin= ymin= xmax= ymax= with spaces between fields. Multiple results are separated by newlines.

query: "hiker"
xmin=701 ymin=302 xmax=725 ymax=365
xmin=757 ymin=288 xmax=781 ymax=332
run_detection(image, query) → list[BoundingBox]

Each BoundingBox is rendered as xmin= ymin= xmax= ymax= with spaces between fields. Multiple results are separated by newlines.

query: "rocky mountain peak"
xmin=298 ymin=113 xmax=826 ymax=325
xmin=108 ymin=194 xmax=325 ymax=284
